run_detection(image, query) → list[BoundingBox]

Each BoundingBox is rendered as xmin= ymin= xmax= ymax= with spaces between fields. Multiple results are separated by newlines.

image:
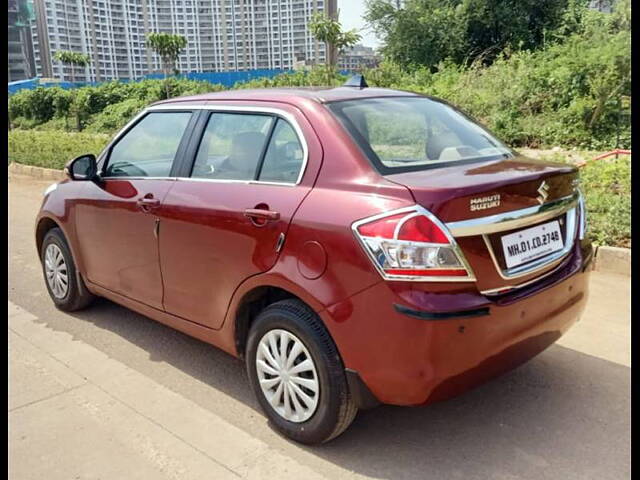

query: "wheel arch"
xmin=35 ymin=216 xmax=63 ymax=257
xmin=233 ymin=285 xmax=308 ymax=359
xmin=35 ymin=214 xmax=87 ymax=284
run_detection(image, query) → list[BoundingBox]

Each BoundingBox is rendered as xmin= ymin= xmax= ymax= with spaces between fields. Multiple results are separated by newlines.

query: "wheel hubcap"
xmin=255 ymin=329 xmax=320 ymax=423
xmin=44 ymin=244 xmax=68 ymax=299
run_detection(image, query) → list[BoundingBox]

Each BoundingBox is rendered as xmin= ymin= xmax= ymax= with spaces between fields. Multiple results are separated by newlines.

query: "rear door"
xmin=157 ymin=105 xmax=321 ymax=329
xmin=75 ymin=110 xmax=195 ymax=309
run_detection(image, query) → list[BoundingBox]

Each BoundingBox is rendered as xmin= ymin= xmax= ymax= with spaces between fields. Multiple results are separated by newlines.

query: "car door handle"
xmin=137 ymin=196 xmax=160 ymax=211
xmin=243 ymin=208 xmax=280 ymax=222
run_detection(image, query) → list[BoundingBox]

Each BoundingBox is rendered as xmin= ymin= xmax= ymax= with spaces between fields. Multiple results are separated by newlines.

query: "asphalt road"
xmin=9 ymin=174 xmax=630 ymax=480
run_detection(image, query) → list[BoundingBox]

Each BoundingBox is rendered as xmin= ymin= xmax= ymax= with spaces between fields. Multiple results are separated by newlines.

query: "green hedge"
xmin=523 ymin=150 xmax=631 ymax=248
xmin=578 ymin=156 xmax=630 ymax=248
xmin=8 ymin=130 xmax=109 ymax=170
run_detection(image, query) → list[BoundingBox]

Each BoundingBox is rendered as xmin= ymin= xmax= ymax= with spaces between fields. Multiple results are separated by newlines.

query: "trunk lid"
xmin=385 ymin=155 xmax=581 ymax=293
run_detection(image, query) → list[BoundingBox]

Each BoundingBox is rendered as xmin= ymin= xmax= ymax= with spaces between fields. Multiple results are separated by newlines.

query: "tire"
xmin=246 ymin=299 xmax=357 ymax=444
xmin=41 ymin=228 xmax=95 ymax=312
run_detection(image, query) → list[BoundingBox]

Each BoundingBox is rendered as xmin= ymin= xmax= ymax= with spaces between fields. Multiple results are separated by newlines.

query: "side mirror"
xmin=65 ymin=154 xmax=98 ymax=181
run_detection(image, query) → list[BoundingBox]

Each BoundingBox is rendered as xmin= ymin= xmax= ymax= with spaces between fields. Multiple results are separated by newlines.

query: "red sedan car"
xmin=36 ymin=78 xmax=592 ymax=444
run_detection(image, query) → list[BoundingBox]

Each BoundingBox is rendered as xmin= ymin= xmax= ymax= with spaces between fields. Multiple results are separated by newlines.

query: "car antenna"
xmin=343 ymin=74 xmax=368 ymax=89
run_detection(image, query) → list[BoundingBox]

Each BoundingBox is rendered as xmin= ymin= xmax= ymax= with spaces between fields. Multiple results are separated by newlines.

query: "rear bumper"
xmin=322 ymin=242 xmax=591 ymax=407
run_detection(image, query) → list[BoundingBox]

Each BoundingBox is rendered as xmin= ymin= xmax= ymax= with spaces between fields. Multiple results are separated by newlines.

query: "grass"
xmin=577 ymin=155 xmax=630 ymax=248
xmin=8 ymin=130 xmax=110 ymax=170
xmin=517 ymin=149 xmax=630 ymax=248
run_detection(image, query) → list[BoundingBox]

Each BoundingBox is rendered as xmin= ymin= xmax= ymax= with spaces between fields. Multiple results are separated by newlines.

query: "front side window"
xmin=328 ymin=97 xmax=512 ymax=174
xmin=105 ymin=112 xmax=192 ymax=177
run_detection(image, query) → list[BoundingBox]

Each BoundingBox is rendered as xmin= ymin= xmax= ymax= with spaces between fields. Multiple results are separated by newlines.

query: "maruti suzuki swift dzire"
xmin=36 ymin=77 xmax=592 ymax=444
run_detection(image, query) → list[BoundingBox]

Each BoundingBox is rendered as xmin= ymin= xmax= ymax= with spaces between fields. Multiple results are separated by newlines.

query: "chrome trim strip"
xmin=445 ymin=192 xmax=580 ymax=237
xmin=99 ymin=104 xmax=309 ymax=186
xmin=578 ymin=190 xmax=586 ymax=240
xmin=98 ymin=176 xmax=177 ymax=181
xmin=351 ymin=205 xmax=477 ymax=283
xmin=148 ymin=104 xmax=309 ymax=185
xmin=174 ymin=177 xmax=297 ymax=187
xmin=98 ymin=176 xmax=297 ymax=188
xmin=483 ymin=207 xmax=577 ymax=280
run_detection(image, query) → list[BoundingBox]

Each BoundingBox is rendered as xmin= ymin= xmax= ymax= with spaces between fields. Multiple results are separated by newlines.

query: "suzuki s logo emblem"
xmin=537 ymin=181 xmax=550 ymax=205
xmin=470 ymin=194 xmax=501 ymax=212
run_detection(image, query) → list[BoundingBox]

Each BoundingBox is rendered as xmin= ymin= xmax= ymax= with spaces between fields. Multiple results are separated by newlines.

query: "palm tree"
xmin=146 ymin=32 xmax=188 ymax=98
xmin=53 ymin=51 xmax=91 ymax=83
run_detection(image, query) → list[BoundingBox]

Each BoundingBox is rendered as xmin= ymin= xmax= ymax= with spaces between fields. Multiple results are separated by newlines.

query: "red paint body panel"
xmin=386 ymin=158 xmax=577 ymax=222
xmin=158 ymin=180 xmax=312 ymax=328
xmin=319 ymin=241 xmax=590 ymax=406
xmin=36 ymin=87 xmax=592 ymax=407
xmin=75 ymin=178 xmax=174 ymax=309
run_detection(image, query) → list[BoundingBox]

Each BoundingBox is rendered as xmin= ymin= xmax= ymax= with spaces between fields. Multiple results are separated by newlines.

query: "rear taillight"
xmin=352 ymin=206 xmax=475 ymax=282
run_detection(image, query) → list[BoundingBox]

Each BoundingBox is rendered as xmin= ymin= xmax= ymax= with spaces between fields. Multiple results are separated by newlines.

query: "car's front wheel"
xmin=41 ymin=227 xmax=94 ymax=311
xmin=246 ymin=299 xmax=357 ymax=444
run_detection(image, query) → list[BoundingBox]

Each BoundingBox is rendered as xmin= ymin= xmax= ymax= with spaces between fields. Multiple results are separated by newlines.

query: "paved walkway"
xmin=9 ymin=301 xmax=327 ymax=480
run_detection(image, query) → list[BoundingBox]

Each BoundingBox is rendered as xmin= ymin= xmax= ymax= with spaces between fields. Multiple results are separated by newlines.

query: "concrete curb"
xmin=9 ymin=162 xmax=66 ymax=181
xmin=8 ymin=162 xmax=631 ymax=276
xmin=592 ymin=245 xmax=631 ymax=276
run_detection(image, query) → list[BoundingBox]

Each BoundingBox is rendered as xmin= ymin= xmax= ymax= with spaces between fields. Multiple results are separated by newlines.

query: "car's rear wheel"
xmin=246 ymin=299 xmax=357 ymax=444
xmin=41 ymin=228 xmax=94 ymax=311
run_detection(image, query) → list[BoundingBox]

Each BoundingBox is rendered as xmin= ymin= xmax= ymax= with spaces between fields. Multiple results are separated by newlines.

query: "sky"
xmin=337 ymin=0 xmax=381 ymax=48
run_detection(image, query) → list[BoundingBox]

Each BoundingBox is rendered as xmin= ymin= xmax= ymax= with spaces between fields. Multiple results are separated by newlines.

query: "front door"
xmin=75 ymin=110 xmax=194 ymax=309
xmin=158 ymin=108 xmax=319 ymax=328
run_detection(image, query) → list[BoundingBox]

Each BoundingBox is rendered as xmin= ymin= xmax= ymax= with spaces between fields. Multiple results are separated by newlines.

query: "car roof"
xmin=152 ymin=86 xmax=422 ymax=107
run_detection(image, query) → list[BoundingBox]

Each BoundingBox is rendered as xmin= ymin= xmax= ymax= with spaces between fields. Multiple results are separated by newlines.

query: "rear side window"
xmin=105 ymin=112 xmax=192 ymax=177
xmin=328 ymin=97 xmax=512 ymax=174
xmin=258 ymin=119 xmax=304 ymax=183
xmin=191 ymin=112 xmax=305 ymax=184
xmin=192 ymin=113 xmax=273 ymax=180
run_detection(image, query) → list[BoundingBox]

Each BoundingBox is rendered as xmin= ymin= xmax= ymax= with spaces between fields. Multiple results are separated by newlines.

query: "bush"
xmin=235 ymin=66 xmax=347 ymax=89
xmin=8 ymin=130 xmax=110 ymax=170
xmin=9 ymin=87 xmax=64 ymax=123
xmin=520 ymin=149 xmax=631 ymax=248
xmin=579 ymin=155 xmax=631 ymax=248
xmin=8 ymin=78 xmax=228 ymax=135
xmin=358 ymin=25 xmax=630 ymax=150
xmin=84 ymin=98 xmax=148 ymax=134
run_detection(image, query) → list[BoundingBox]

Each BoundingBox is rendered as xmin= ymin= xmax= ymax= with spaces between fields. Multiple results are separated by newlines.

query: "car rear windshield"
xmin=327 ymin=97 xmax=512 ymax=174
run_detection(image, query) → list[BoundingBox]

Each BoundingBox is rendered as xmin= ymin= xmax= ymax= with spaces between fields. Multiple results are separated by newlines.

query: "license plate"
xmin=501 ymin=220 xmax=564 ymax=269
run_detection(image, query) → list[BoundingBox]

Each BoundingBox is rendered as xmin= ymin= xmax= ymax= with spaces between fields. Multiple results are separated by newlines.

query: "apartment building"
xmin=338 ymin=44 xmax=379 ymax=71
xmin=9 ymin=0 xmax=37 ymax=81
xmin=31 ymin=0 xmax=336 ymax=83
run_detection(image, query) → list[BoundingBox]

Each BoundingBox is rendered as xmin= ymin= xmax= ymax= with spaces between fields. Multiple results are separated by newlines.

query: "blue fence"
xmin=142 ymin=69 xmax=290 ymax=86
xmin=8 ymin=68 xmax=356 ymax=95
xmin=8 ymin=69 xmax=293 ymax=95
